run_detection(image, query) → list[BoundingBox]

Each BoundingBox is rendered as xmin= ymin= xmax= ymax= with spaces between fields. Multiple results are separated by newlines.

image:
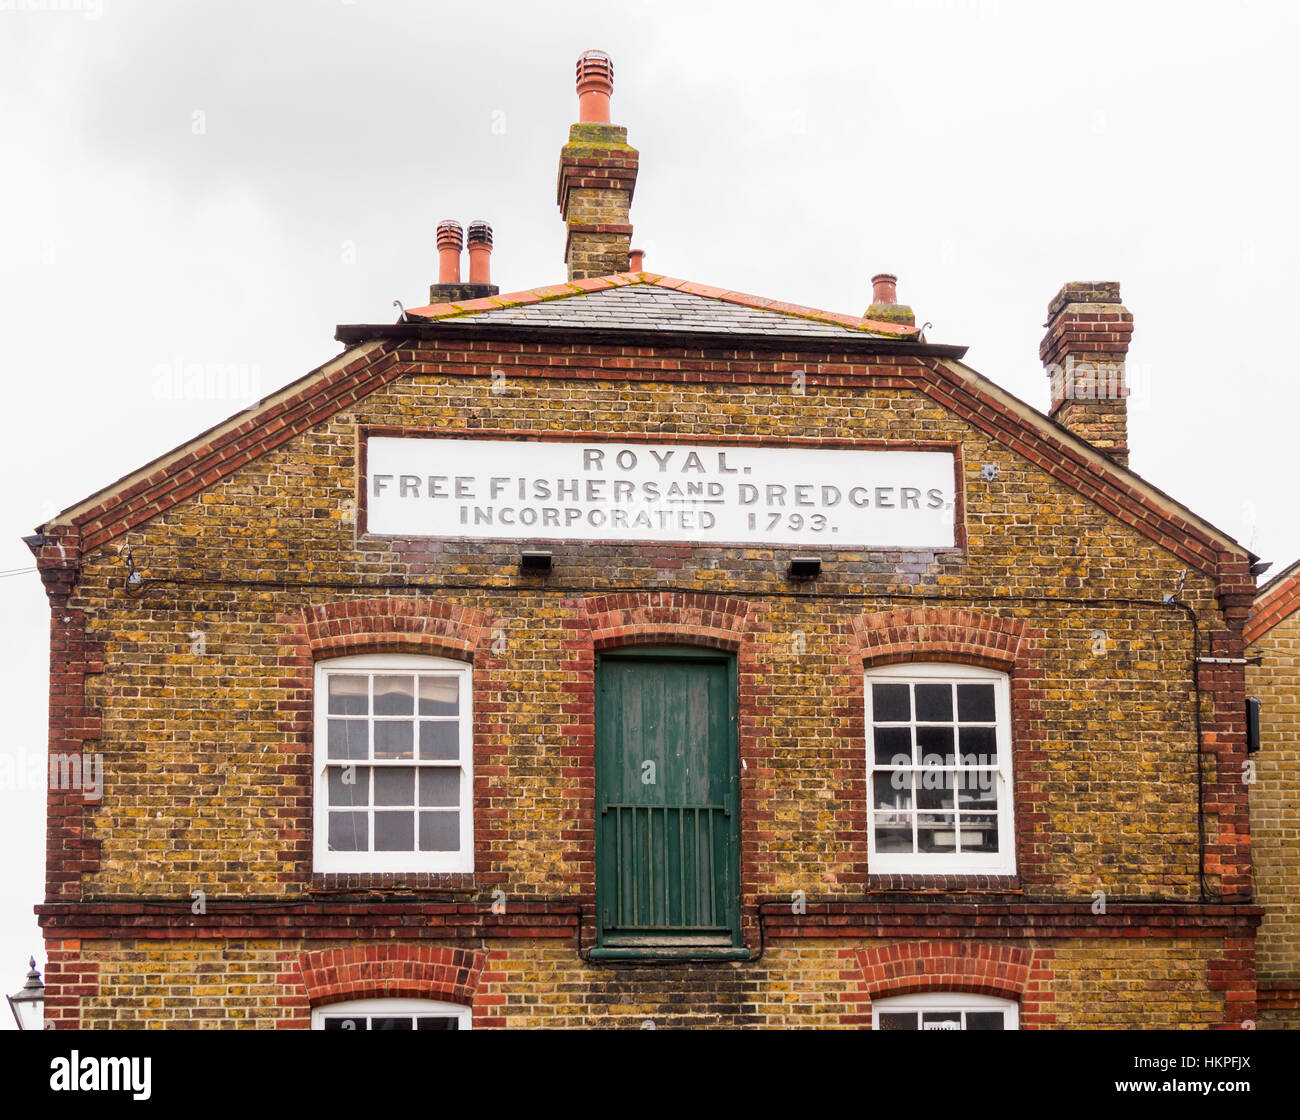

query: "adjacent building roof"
xmin=402 ymin=273 xmax=920 ymax=339
xmin=1246 ymin=557 xmax=1300 ymax=645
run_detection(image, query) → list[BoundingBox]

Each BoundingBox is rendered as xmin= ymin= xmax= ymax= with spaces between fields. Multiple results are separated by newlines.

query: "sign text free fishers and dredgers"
xmin=365 ymin=436 xmax=957 ymax=549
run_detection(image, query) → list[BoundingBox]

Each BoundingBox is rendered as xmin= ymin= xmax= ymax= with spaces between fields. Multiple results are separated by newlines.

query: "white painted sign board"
xmin=365 ymin=436 xmax=956 ymax=549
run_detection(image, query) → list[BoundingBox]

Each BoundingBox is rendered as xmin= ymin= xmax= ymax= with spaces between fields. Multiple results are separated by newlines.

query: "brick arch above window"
xmin=294 ymin=598 xmax=489 ymax=661
xmin=856 ymin=942 xmax=1033 ymax=1000
xmin=851 ymin=607 xmax=1025 ymax=669
xmin=299 ymin=945 xmax=484 ymax=1007
xmin=577 ymin=591 xmax=761 ymax=651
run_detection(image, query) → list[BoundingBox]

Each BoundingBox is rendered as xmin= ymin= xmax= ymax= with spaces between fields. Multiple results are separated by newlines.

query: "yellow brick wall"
xmin=1247 ymin=606 xmax=1300 ymax=1028
xmin=62 ymin=369 xmax=1221 ymax=900
xmin=65 ymin=937 xmax=1233 ymax=1029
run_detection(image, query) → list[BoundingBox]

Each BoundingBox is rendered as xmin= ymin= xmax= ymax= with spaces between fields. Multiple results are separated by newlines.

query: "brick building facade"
xmin=26 ymin=52 xmax=1266 ymax=1029
xmin=1245 ymin=559 xmax=1300 ymax=1029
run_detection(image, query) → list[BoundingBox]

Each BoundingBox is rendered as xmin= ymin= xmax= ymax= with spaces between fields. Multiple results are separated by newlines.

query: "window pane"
xmin=327 ymin=719 xmax=368 ymax=760
xmin=871 ymin=683 xmax=910 ymax=722
xmin=921 ymin=1011 xmax=962 ymax=1030
xmin=874 ymin=815 xmax=913 ymax=852
xmin=328 ymin=766 xmax=369 ymax=807
xmin=420 ymin=721 xmax=460 ymax=761
xmin=873 ymin=771 xmax=911 ymax=809
xmin=960 ymin=813 xmax=999 ymax=852
xmin=372 ymin=1017 xmax=413 ymax=1030
xmin=420 ymin=811 xmax=460 ymax=851
xmin=416 ymin=1017 xmax=459 ymax=1030
xmin=958 ymin=725 xmax=997 ymax=766
xmin=322 ymin=1017 xmax=365 ymax=1030
xmin=914 ymin=683 xmax=953 ymax=722
xmin=957 ymin=683 xmax=997 ymax=722
xmin=917 ymin=769 xmax=956 ymax=811
xmin=873 ymin=726 xmax=912 ymax=767
xmin=328 ymin=675 xmax=368 ymax=715
xmin=916 ymin=725 xmax=955 ymax=767
xmin=878 ymin=1012 xmax=917 ymax=1030
xmin=419 ymin=676 xmax=460 ymax=716
xmin=328 ymin=811 xmax=367 ymax=851
xmin=419 ymin=769 xmax=460 ymax=808
xmin=373 ymin=675 xmax=415 ymax=715
xmin=965 ymin=1012 xmax=1005 ymax=1030
xmin=374 ymin=767 xmax=415 ymax=806
xmin=374 ymin=811 xmax=415 ymax=851
xmin=917 ymin=814 xmax=957 ymax=853
xmin=957 ymin=771 xmax=998 ymax=811
xmin=374 ymin=721 xmax=414 ymax=759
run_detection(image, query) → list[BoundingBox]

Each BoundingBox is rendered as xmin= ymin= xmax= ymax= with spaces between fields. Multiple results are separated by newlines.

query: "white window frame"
xmin=865 ymin=662 xmax=1015 ymax=875
xmin=313 ymin=653 xmax=473 ymax=874
xmin=872 ymin=992 xmax=1019 ymax=1030
xmin=311 ymin=997 xmax=472 ymax=1030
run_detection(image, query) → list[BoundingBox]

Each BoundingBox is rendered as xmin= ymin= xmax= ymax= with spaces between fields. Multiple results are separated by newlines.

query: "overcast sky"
xmin=2 ymin=0 xmax=1297 ymax=1020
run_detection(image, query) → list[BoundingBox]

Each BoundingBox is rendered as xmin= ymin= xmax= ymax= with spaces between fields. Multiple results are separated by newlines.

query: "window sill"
xmin=588 ymin=946 xmax=753 ymax=962
xmin=866 ymin=873 xmax=1021 ymax=893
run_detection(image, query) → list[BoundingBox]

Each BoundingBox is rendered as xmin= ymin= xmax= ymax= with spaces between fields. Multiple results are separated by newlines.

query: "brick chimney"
xmin=1039 ymin=282 xmax=1133 ymax=467
xmin=428 ymin=218 xmax=499 ymax=304
xmin=557 ymin=50 xmax=639 ymax=280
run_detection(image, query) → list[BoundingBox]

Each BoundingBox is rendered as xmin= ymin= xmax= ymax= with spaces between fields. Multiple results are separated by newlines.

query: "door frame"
xmin=593 ymin=645 xmax=741 ymax=953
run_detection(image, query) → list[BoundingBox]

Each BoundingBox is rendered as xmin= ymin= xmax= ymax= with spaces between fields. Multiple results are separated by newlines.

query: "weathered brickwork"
xmin=51 ymin=934 xmax=1247 ymax=1029
xmin=30 ymin=330 xmax=1260 ymax=1027
xmin=1245 ymin=579 xmax=1300 ymax=1028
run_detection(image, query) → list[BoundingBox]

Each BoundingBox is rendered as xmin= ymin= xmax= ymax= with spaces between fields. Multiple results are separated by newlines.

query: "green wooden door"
xmin=595 ymin=649 xmax=739 ymax=946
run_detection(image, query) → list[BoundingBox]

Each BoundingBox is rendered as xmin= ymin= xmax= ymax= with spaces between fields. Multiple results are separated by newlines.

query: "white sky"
xmin=2 ymin=0 xmax=1297 ymax=1020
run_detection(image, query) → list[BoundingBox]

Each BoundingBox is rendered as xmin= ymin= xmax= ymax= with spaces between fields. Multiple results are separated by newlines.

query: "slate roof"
xmin=402 ymin=273 xmax=919 ymax=339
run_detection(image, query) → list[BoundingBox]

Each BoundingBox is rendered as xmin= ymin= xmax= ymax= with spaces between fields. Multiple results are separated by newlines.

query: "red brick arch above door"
xmin=575 ymin=591 xmax=761 ymax=651
xmin=298 ymin=945 xmax=484 ymax=1007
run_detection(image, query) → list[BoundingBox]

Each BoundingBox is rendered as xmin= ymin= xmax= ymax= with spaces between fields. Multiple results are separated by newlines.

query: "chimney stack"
xmin=1039 ymin=281 xmax=1133 ymax=467
xmin=428 ymin=218 xmax=500 ymax=304
xmin=865 ymin=272 xmax=915 ymax=326
xmin=436 ymin=219 xmax=463 ymax=284
xmin=467 ymin=220 xmax=493 ymax=285
xmin=557 ymin=50 xmax=639 ymax=280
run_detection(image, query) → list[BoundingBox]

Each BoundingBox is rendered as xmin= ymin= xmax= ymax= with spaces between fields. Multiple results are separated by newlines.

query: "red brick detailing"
xmin=559 ymin=593 xmax=769 ymax=946
xmin=854 ymin=942 xmax=1057 ymax=1028
xmin=851 ymin=607 xmax=1025 ymax=669
xmin=1245 ymin=558 xmax=1300 ymax=646
xmin=300 ymin=598 xmax=488 ymax=661
xmin=45 ymin=603 xmax=106 ymax=901
xmin=1208 ymin=936 xmax=1257 ymax=1028
xmin=272 ymin=598 xmax=490 ymax=891
xmin=1198 ymin=652 xmax=1253 ymax=900
xmin=42 ymin=940 xmax=99 ymax=1029
xmin=857 ymin=941 xmax=1032 ymax=997
xmin=37 ymin=901 xmax=580 ymax=940
xmin=292 ymin=944 xmax=484 ymax=1011
xmin=1259 ymin=981 xmax=1300 ymax=1016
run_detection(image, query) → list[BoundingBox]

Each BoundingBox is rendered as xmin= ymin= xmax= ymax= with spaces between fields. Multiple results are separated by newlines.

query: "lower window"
xmin=311 ymin=998 xmax=472 ymax=1030
xmin=872 ymin=992 xmax=1018 ymax=1031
